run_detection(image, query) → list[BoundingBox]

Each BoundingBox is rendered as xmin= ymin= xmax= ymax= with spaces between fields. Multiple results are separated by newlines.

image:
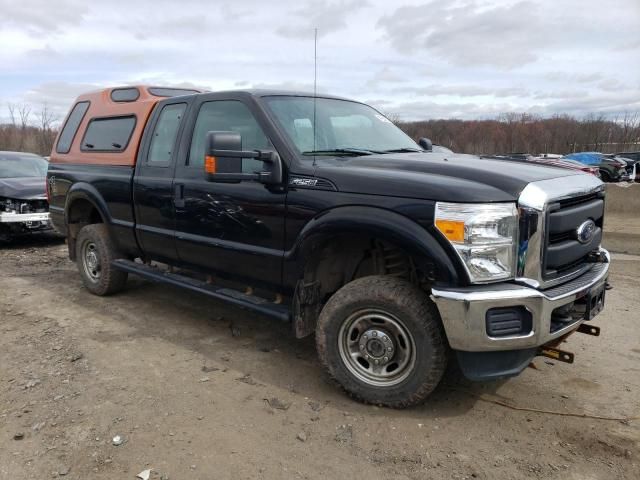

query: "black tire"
xmin=316 ymin=275 xmax=448 ymax=408
xmin=75 ymin=224 xmax=128 ymax=296
xmin=599 ymin=170 xmax=611 ymax=182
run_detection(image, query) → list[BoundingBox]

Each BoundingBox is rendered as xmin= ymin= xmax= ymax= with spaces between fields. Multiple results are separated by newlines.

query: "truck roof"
xmin=218 ymin=89 xmax=352 ymax=101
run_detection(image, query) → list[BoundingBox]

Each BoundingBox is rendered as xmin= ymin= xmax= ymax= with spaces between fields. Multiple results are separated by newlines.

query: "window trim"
xmin=55 ymin=101 xmax=91 ymax=154
xmin=80 ymin=114 xmax=138 ymax=153
xmin=145 ymin=102 xmax=187 ymax=167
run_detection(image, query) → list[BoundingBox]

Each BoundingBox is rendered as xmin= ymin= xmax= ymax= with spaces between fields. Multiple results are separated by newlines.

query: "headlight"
xmin=0 ymin=197 xmax=18 ymax=213
xmin=435 ymin=202 xmax=518 ymax=283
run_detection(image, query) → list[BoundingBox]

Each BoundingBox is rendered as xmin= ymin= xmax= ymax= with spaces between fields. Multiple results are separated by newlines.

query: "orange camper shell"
xmin=50 ymin=85 xmax=201 ymax=167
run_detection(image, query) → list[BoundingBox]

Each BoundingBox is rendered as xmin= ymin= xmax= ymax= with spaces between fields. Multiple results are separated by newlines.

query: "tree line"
xmin=1 ymin=102 xmax=639 ymax=157
xmin=0 ymin=104 xmax=58 ymax=156
xmin=396 ymin=112 xmax=640 ymax=155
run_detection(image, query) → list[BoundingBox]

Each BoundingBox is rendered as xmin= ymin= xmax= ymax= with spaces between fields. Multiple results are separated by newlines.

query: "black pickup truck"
xmin=47 ymin=86 xmax=609 ymax=407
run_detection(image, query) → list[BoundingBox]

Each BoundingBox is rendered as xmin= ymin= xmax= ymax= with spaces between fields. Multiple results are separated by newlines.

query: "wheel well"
xmin=293 ymin=234 xmax=437 ymax=338
xmin=310 ymin=235 xmax=429 ymax=292
xmin=66 ymin=198 xmax=105 ymax=260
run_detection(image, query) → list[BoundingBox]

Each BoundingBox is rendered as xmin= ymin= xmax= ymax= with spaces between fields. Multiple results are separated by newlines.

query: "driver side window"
xmin=189 ymin=100 xmax=272 ymax=173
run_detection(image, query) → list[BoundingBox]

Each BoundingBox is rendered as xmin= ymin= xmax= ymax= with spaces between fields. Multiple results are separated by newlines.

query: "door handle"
xmin=174 ymin=184 xmax=185 ymax=208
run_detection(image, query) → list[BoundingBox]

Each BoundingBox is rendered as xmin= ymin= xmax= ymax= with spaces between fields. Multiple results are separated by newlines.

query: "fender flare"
xmin=63 ymin=183 xmax=113 ymax=260
xmin=64 ymin=182 xmax=112 ymax=226
xmin=285 ymin=205 xmax=461 ymax=287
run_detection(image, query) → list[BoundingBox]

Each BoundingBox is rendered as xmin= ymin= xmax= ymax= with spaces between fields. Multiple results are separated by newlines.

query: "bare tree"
xmin=6 ymin=102 xmax=18 ymax=150
xmin=38 ymin=104 xmax=58 ymax=155
xmin=17 ymin=104 xmax=31 ymax=151
xmin=1 ymin=103 xmax=59 ymax=155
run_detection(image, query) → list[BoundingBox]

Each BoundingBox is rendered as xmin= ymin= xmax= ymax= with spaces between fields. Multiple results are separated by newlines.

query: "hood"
xmin=313 ymin=152 xmax=583 ymax=202
xmin=0 ymin=176 xmax=47 ymax=200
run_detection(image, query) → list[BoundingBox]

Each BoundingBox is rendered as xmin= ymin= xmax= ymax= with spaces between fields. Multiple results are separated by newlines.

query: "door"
xmin=173 ymin=98 xmax=287 ymax=289
xmin=133 ymin=101 xmax=188 ymax=263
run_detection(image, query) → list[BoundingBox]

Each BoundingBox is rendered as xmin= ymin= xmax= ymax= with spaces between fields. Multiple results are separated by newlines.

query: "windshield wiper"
xmin=379 ymin=147 xmax=424 ymax=153
xmin=302 ymin=148 xmax=379 ymax=156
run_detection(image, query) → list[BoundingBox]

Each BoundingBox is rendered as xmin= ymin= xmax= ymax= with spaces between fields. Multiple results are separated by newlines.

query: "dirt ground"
xmin=1 ymin=233 xmax=638 ymax=480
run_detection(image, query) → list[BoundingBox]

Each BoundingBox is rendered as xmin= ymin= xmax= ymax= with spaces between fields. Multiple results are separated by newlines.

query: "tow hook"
xmin=538 ymin=346 xmax=574 ymax=364
xmin=587 ymin=251 xmax=609 ymax=263
xmin=537 ymin=322 xmax=601 ymax=365
xmin=576 ymin=323 xmax=600 ymax=336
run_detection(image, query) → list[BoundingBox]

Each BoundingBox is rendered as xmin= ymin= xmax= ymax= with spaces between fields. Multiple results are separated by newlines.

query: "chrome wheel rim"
xmin=338 ymin=309 xmax=416 ymax=387
xmin=81 ymin=241 xmax=101 ymax=283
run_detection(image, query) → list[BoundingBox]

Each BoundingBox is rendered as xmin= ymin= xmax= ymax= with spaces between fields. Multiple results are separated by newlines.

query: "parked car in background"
xmin=0 ymin=151 xmax=51 ymax=240
xmin=609 ymin=153 xmax=639 ymax=182
xmin=481 ymin=154 xmax=600 ymax=176
xmin=564 ymin=152 xmax=629 ymax=182
xmin=530 ymin=156 xmax=600 ymax=176
xmin=615 ymin=151 xmax=640 ymax=163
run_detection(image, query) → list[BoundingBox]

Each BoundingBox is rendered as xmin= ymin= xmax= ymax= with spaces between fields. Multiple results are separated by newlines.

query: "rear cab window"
xmin=81 ymin=116 xmax=137 ymax=152
xmin=147 ymin=103 xmax=187 ymax=166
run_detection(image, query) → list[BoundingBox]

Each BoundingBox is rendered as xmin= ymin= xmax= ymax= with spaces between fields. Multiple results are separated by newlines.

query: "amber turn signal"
xmin=435 ymin=219 xmax=464 ymax=243
xmin=205 ymin=155 xmax=217 ymax=174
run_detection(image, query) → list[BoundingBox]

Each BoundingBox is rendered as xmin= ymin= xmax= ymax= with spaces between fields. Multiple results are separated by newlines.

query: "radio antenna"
xmin=314 ymin=28 xmax=318 ymax=98
xmin=313 ymin=27 xmax=318 ymax=166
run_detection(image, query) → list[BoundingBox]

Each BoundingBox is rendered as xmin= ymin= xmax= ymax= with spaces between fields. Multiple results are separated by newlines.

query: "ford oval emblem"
xmin=576 ymin=219 xmax=596 ymax=244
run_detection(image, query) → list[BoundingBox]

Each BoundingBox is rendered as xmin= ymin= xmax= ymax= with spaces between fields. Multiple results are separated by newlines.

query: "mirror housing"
xmin=418 ymin=137 xmax=433 ymax=151
xmin=205 ymin=132 xmax=243 ymax=176
xmin=204 ymin=131 xmax=283 ymax=185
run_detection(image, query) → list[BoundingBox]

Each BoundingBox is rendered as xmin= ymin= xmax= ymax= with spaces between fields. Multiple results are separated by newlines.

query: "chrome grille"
xmin=543 ymin=193 xmax=604 ymax=279
xmin=517 ymin=175 xmax=605 ymax=289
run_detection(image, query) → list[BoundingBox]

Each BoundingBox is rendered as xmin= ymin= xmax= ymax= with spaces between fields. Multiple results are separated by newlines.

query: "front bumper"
xmin=431 ymin=249 xmax=610 ymax=352
xmin=0 ymin=211 xmax=50 ymax=223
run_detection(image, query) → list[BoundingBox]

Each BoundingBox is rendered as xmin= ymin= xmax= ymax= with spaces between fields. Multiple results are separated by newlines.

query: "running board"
xmin=112 ymin=259 xmax=290 ymax=322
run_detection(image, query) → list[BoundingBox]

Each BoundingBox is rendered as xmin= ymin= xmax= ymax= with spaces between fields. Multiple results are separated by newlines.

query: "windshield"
xmin=0 ymin=153 xmax=48 ymax=178
xmin=263 ymin=96 xmax=419 ymax=156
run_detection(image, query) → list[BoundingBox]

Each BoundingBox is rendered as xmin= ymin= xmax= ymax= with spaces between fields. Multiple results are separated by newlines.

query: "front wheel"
xmin=316 ymin=275 xmax=448 ymax=408
xmin=76 ymin=224 xmax=128 ymax=296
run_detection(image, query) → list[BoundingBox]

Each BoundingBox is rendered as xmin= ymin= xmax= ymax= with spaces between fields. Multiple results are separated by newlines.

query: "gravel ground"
xmin=1 ymin=233 xmax=638 ymax=480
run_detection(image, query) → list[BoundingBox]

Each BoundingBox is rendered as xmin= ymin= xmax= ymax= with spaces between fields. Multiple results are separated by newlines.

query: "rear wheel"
xmin=316 ymin=275 xmax=448 ymax=408
xmin=599 ymin=170 xmax=611 ymax=182
xmin=76 ymin=224 xmax=128 ymax=296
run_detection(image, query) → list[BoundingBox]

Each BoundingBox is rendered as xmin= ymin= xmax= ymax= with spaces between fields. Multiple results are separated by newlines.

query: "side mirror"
xmin=205 ymin=131 xmax=243 ymax=176
xmin=204 ymin=131 xmax=283 ymax=185
xmin=418 ymin=137 xmax=433 ymax=151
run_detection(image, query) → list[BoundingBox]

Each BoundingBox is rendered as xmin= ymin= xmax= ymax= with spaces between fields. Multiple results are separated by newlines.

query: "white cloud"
xmin=276 ymin=0 xmax=369 ymax=39
xmin=0 ymin=0 xmax=638 ymax=122
xmin=0 ymin=0 xmax=88 ymax=33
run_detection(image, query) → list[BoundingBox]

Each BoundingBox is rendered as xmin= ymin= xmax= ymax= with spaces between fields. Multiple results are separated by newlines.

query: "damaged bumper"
xmin=0 ymin=211 xmax=50 ymax=223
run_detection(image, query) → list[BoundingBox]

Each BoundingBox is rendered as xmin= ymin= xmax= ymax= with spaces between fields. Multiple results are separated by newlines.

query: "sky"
xmin=1 ymin=0 xmax=639 ymax=125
